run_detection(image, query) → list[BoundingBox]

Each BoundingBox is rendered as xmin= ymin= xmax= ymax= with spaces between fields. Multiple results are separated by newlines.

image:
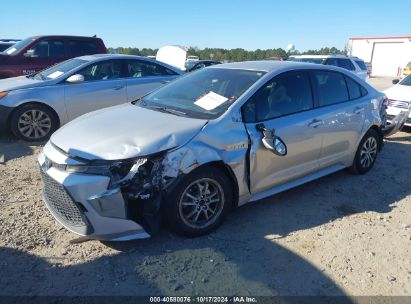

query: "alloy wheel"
xmin=178 ymin=178 xmax=225 ymax=229
xmin=360 ymin=136 xmax=377 ymax=169
xmin=17 ymin=109 xmax=52 ymax=140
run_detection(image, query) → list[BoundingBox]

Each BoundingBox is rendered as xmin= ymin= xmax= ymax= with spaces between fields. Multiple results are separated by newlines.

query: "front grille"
xmin=40 ymin=168 xmax=92 ymax=235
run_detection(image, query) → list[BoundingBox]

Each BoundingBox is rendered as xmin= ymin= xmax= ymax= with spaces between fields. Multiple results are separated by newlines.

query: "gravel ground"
xmin=0 ymin=77 xmax=410 ymax=297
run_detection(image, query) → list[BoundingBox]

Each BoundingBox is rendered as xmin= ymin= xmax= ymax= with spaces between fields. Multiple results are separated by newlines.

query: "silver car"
xmin=38 ymin=61 xmax=386 ymax=241
xmin=0 ymin=54 xmax=182 ymax=141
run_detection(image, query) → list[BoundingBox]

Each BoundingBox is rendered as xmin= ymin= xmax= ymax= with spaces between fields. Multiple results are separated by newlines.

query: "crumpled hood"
xmin=51 ymin=103 xmax=208 ymax=160
xmin=384 ymin=84 xmax=411 ymax=102
xmin=0 ymin=75 xmax=51 ymax=92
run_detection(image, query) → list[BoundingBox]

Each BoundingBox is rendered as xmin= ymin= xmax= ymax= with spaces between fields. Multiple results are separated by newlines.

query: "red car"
xmin=0 ymin=35 xmax=107 ymax=79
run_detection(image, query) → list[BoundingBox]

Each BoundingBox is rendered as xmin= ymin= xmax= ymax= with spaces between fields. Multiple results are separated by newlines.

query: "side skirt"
xmin=249 ymin=164 xmax=346 ymax=202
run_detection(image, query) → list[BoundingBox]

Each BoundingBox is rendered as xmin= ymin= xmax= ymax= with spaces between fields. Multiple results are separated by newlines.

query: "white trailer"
xmin=348 ymin=36 xmax=411 ymax=77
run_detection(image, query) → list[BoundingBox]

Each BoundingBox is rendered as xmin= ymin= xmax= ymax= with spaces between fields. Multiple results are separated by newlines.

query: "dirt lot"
xmin=0 ymin=77 xmax=410 ymax=297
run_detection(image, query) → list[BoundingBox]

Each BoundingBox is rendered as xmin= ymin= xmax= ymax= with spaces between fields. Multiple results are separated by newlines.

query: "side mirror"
xmin=66 ymin=74 xmax=84 ymax=84
xmin=24 ymin=49 xmax=37 ymax=58
xmin=256 ymin=123 xmax=287 ymax=156
xmin=392 ymin=79 xmax=400 ymax=85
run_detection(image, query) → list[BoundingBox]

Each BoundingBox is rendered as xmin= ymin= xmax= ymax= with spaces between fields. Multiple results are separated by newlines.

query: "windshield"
xmin=185 ymin=61 xmax=197 ymax=69
xmin=3 ymin=37 xmax=35 ymax=55
xmin=138 ymin=68 xmax=265 ymax=119
xmin=32 ymin=58 xmax=87 ymax=80
xmin=400 ymin=74 xmax=411 ymax=86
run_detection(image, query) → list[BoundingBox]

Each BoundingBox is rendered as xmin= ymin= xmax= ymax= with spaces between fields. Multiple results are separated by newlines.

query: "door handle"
xmin=113 ymin=85 xmax=124 ymax=90
xmin=308 ymin=118 xmax=323 ymax=128
xmin=353 ymin=106 xmax=364 ymax=114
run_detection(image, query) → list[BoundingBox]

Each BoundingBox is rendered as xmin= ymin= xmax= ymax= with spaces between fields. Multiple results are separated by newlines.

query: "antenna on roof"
xmin=92 ymin=35 xmax=97 ymax=38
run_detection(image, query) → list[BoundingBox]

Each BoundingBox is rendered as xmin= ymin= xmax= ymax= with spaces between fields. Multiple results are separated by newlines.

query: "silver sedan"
xmin=39 ymin=61 xmax=386 ymax=240
xmin=0 ymin=54 xmax=182 ymax=141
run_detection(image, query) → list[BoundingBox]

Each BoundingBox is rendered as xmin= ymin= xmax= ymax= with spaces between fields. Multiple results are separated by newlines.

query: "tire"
xmin=350 ymin=129 xmax=379 ymax=174
xmin=10 ymin=104 xmax=58 ymax=142
xmin=163 ymin=166 xmax=233 ymax=237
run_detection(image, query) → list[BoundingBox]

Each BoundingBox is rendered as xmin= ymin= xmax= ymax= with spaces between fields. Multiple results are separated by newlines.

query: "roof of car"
xmin=211 ymin=60 xmax=320 ymax=72
xmin=28 ymin=35 xmax=102 ymax=40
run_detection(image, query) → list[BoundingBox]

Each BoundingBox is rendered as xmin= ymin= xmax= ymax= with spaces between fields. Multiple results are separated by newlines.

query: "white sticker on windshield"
xmin=194 ymin=91 xmax=228 ymax=111
xmin=6 ymin=48 xmax=16 ymax=55
xmin=47 ymin=71 xmax=64 ymax=79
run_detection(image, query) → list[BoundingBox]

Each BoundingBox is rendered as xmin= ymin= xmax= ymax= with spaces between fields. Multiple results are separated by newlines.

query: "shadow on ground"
xmin=0 ymin=135 xmax=44 ymax=162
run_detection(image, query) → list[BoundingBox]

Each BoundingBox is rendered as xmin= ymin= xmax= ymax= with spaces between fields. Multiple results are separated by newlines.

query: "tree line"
xmin=108 ymin=46 xmax=346 ymax=62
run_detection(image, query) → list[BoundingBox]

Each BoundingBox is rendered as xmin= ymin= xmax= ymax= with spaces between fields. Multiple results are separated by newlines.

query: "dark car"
xmin=0 ymin=35 xmax=107 ymax=79
xmin=185 ymin=60 xmax=221 ymax=72
xmin=0 ymin=39 xmax=20 ymax=52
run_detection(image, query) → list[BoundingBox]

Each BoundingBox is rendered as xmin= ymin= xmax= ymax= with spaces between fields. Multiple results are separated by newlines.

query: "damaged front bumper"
xmin=38 ymin=142 xmax=166 ymax=241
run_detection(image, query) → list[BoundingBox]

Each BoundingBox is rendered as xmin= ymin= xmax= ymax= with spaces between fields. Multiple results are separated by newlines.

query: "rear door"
xmin=124 ymin=59 xmax=180 ymax=101
xmin=310 ymin=70 xmax=367 ymax=168
xmin=242 ymin=70 xmax=324 ymax=194
xmin=64 ymin=59 xmax=127 ymax=120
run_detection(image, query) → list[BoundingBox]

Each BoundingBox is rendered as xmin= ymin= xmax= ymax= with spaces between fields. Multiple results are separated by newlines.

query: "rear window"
xmin=313 ymin=71 xmax=349 ymax=106
xmin=354 ymin=60 xmax=367 ymax=71
xmin=68 ymin=40 xmax=97 ymax=57
xmin=337 ymin=59 xmax=355 ymax=71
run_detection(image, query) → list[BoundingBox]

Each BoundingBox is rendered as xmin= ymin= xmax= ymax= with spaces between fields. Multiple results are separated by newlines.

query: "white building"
xmin=348 ymin=36 xmax=411 ymax=77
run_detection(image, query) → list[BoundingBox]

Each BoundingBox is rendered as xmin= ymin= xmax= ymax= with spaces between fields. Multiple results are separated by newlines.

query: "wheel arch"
xmin=9 ymin=101 xmax=61 ymax=129
xmin=369 ymin=124 xmax=384 ymax=151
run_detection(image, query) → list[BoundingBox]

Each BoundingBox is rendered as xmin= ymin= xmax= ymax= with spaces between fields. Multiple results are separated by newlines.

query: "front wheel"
xmin=350 ymin=129 xmax=379 ymax=174
xmin=163 ymin=166 xmax=232 ymax=237
xmin=10 ymin=104 xmax=58 ymax=142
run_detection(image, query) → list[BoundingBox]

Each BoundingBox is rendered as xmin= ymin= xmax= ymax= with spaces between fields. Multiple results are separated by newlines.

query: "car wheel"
xmin=10 ymin=104 xmax=58 ymax=142
xmin=164 ymin=166 xmax=232 ymax=237
xmin=351 ymin=129 xmax=379 ymax=174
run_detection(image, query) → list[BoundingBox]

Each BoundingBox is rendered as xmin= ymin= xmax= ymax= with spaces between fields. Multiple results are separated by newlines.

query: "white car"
xmin=288 ymin=55 xmax=369 ymax=81
xmin=384 ymin=75 xmax=411 ymax=126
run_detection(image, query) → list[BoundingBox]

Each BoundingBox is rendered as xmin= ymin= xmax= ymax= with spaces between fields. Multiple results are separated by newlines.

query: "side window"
xmin=313 ymin=71 xmax=349 ymax=106
xmin=191 ymin=63 xmax=206 ymax=71
xmin=345 ymin=76 xmax=362 ymax=100
xmin=77 ymin=60 xmax=123 ymax=81
xmin=30 ymin=40 xmax=65 ymax=58
xmin=337 ymin=59 xmax=355 ymax=71
xmin=68 ymin=40 xmax=97 ymax=57
xmin=242 ymin=71 xmax=313 ymax=122
xmin=126 ymin=60 xmax=177 ymax=78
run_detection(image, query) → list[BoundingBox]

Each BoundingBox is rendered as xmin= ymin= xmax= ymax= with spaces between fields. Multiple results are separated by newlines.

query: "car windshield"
xmin=3 ymin=37 xmax=34 ymax=55
xmin=31 ymin=58 xmax=88 ymax=81
xmin=399 ymin=74 xmax=411 ymax=86
xmin=137 ymin=68 xmax=265 ymax=119
xmin=185 ymin=61 xmax=197 ymax=69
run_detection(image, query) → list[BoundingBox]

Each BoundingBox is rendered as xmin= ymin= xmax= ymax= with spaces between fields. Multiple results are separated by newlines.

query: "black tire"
xmin=10 ymin=104 xmax=58 ymax=142
xmin=350 ymin=129 xmax=379 ymax=174
xmin=163 ymin=166 xmax=233 ymax=237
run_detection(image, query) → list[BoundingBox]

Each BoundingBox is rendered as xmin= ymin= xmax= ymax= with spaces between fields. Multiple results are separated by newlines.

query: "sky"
xmin=2 ymin=0 xmax=410 ymax=51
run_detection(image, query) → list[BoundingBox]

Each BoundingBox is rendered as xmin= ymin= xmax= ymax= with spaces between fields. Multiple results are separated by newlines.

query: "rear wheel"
xmin=164 ymin=166 xmax=232 ymax=237
xmin=10 ymin=104 xmax=58 ymax=142
xmin=351 ymin=129 xmax=379 ymax=174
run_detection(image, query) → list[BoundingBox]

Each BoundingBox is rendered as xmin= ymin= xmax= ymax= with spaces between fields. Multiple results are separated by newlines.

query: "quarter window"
xmin=313 ymin=71 xmax=349 ymax=106
xmin=243 ymin=71 xmax=313 ymax=122
xmin=30 ymin=40 xmax=65 ymax=58
xmin=345 ymin=76 xmax=362 ymax=100
xmin=126 ymin=60 xmax=177 ymax=78
xmin=77 ymin=60 xmax=123 ymax=81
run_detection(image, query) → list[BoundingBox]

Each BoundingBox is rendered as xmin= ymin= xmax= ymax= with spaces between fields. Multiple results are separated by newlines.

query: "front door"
xmin=64 ymin=59 xmax=127 ymax=120
xmin=242 ymin=70 xmax=323 ymax=195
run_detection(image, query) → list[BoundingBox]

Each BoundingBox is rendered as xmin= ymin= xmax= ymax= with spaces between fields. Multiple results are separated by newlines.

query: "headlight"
xmin=65 ymin=164 xmax=111 ymax=175
xmin=0 ymin=91 xmax=8 ymax=100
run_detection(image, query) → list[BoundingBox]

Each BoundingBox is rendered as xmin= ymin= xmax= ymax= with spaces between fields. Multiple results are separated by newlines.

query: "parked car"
xmin=365 ymin=62 xmax=372 ymax=77
xmin=38 ymin=61 xmax=387 ymax=241
xmin=0 ymin=39 xmax=20 ymax=52
xmin=288 ymin=55 xmax=369 ymax=81
xmin=186 ymin=55 xmax=199 ymax=62
xmin=0 ymin=35 xmax=107 ymax=79
xmin=0 ymin=54 xmax=183 ymax=141
xmin=384 ymin=75 xmax=411 ymax=127
xmin=185 ymin=60 xmax=221 ymax=72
